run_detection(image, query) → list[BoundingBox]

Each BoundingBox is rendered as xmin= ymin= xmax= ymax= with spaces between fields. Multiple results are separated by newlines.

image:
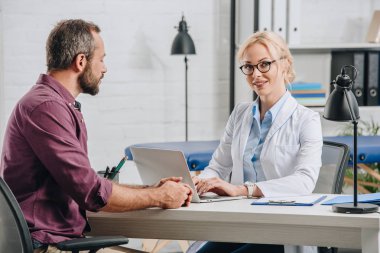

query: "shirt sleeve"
xmin=23 ymin=100 xmax=112 ymax=211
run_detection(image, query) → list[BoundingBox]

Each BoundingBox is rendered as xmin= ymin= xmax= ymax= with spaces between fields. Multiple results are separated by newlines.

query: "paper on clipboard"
xmin=251 ymin=195 xmax=327 ymax=206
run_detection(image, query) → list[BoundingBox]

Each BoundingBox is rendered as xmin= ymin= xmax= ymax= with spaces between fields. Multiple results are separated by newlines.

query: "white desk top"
xmin=87 ymin=196 xmax=380 ymax=251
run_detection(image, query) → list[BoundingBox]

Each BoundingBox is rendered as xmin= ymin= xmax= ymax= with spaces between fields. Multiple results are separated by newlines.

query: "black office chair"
xmin=314 ymin=140 xmax=350 ymax=195
xmin=313 ymin=141 xmax=350 ymax=253
xmin=0 ymin=177 xmax=129 ymax=253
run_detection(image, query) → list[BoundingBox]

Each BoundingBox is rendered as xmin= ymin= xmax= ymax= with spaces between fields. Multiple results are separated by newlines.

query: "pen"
xmin=109 ymin=156 xmax=127 ymax=180
xmin=104 ymin=166 xmax=110 ymax=178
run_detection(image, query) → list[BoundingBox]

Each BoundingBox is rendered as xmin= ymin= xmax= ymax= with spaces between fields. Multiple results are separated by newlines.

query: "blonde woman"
xmin=192 ymin=31 xmax=323 ymax=253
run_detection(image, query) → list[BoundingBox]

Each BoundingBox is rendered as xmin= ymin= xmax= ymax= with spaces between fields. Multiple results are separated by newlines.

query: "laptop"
xmin=130 ymin=147 xmax=243 ymax=203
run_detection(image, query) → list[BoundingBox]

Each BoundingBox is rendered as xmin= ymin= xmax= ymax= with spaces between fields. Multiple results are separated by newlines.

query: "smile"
xmin=253 ymin=81 xmax=268 ymax=88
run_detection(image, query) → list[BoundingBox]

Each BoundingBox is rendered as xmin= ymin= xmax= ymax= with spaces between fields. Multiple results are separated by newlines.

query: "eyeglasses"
xmin=239 ymin=59 xmax=278 ymax=75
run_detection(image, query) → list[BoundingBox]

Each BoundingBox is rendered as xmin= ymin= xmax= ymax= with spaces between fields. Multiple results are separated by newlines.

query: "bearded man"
xmin=0 ymin=19 xmax=192 ymax=253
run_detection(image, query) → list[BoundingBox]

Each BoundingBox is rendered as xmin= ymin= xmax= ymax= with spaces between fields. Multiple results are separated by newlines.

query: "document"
xmin=367 ymin=52 xmax=380 ymax=106
xmin=251 ymin=195 xmax=327 ymax=206
xmin=330 ymin=51 xmax=365 ymax=106
xmin=272 ymin=0 xmax=287 ymax=40
xmin=287 ymin=0 xmax=301 ymax=45
xmin=258 ymin=0 xmax=272 ymax=32
xmin=322 ymin=192 xmax=380 ymax=205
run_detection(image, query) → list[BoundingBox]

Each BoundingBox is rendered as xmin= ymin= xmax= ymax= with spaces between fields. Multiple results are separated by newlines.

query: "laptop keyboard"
xmin=200 ymin=195 xmax=225 ymax=200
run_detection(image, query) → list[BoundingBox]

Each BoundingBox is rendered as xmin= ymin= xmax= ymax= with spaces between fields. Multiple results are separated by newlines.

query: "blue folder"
xmin=251 ymin=195 xmax=327 ymax=206
xmin=322 ymin=193 xmax=380 ymax=205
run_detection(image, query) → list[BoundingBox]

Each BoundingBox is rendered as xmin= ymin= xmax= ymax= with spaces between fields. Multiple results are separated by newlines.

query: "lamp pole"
xmin=170 ymin=14 xmax=196 ymax=142
xmin=184 ymin=55 xmax=188 ymax=141
xmin=343 ymin=88 xmax=358 ymax=207
xmin=353 ymin=120 xmax=358 ymax=206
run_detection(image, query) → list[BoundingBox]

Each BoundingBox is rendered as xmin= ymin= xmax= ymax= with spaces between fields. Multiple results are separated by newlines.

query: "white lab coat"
xmin=198 ymin=95 xmax=323 ymax=253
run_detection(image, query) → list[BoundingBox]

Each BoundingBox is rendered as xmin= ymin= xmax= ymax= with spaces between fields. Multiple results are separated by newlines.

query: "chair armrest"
xmin=56 ymin=235 xmax=128 ymax=251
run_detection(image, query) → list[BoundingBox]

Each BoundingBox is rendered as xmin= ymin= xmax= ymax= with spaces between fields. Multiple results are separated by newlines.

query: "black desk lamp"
xmin=324 ymin=65 xmax=378 ymax=214
xmin=171 ymin=14 xmax=196 ymax=141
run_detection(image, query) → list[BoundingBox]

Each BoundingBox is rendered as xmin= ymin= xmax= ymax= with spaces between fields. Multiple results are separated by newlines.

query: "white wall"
xmin=0 ymin=0 xmax=230 ymax=176
xmin=300 ymin=0 xmax=378 ymax=44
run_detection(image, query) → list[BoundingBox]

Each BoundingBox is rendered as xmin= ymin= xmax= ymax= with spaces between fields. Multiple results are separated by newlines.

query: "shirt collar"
xmin=252 ymin=90 xmax=290 ymax=123
xmin=36 ymin=74 xmax=81 ymax=111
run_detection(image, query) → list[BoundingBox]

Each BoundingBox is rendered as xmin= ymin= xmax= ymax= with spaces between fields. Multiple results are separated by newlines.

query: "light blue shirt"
xmin=243 ymin=91 xmax=290 ymax=183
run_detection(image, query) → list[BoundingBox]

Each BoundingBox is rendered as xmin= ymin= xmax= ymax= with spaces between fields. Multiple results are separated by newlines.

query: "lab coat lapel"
xmin=265 ymin=96 xmax=298 ymax=142
xmin=238 ymin=102 xmax=254 ymax=160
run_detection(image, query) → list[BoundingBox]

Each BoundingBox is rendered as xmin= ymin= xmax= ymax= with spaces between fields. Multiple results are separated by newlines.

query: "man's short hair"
xmin=46 ymin=19 xmax=101 ymax=71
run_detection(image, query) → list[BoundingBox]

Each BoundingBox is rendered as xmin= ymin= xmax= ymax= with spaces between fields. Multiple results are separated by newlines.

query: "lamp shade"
xmin=323 ymin=66 xmax=360 ymax=122
xmin=171 ymin=16 xmax=196 ymax=55
xmin=323 ymin=84 xmax=360 ymax=122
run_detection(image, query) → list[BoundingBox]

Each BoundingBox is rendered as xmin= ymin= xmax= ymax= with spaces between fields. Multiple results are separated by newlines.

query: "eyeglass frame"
xmin=239 ymin=58 xmax=282 ymax=75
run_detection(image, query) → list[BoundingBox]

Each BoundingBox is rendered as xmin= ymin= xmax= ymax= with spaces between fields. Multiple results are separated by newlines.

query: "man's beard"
xmin=79 ymin=62 xmax=102 ymax=96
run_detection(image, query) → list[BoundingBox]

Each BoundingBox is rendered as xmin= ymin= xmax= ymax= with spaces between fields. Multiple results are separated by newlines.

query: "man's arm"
xmin=119 ymin=176 xmax=183 ymax=189
xmin=100 ymin=180 xmax=193 ymax=212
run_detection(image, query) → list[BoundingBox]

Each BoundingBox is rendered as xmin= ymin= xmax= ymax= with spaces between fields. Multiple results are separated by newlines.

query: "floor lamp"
xmin=171 ymin=14 xmax=196 ymax=141
xmin=324 ymin=65 xmax=378 ymax=214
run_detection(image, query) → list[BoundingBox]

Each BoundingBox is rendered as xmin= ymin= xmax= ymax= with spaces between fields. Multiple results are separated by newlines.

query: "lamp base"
xmin=332 ymin=203 xmax=378 ymax=214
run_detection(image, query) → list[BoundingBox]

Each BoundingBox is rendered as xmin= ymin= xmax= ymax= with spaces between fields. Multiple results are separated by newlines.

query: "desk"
xmin=87 ymin=197 xmax=380 ymax=253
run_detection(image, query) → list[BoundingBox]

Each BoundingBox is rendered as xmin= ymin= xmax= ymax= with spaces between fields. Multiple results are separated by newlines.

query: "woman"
xmin=192 ymin=31 xmax=323 ymax=253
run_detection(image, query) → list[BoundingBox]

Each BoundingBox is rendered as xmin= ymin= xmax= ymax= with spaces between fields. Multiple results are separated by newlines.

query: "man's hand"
xmin=153 ymin=176 xmax=183 ymax=188
xmin=156 ymin=181 xmax=193 ymax=209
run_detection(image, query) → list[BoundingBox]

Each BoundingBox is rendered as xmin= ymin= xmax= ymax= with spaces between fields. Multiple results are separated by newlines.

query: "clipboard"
xmin=322 ymin=192 xmax=380 ymax=205
xmin=251 ymin=195 xmax=327 ymax=206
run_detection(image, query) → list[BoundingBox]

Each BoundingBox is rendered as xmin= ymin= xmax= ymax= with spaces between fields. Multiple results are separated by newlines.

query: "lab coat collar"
xmin=265 ymin=95 xmax=298 ymax=142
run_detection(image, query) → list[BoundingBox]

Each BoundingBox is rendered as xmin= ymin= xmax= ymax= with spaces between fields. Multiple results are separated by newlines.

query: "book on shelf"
xmin=289 ymin=82 xmax=326 ymax=107
xmin=289 ymin=82 xmax=323 ymax=90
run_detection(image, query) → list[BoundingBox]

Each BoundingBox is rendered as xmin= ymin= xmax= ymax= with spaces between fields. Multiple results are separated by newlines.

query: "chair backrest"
xmin=0 ymin=177 xmax=33 ymax=253
xmin=313 ymin=141 xmax=350 ymax=194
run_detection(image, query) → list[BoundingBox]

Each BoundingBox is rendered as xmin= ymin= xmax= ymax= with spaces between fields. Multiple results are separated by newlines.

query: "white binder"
xmin=287 ymin=0 xmax=301 ymax=45
xmin=272 ymin=0 xmax=287 ymax=40
xmin=258 ymin=0 xmax=272 ymax=32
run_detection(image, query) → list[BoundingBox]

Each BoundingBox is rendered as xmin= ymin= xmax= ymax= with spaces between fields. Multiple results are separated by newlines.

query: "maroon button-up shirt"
xmin=0 ymin=74 xmax=112 ymax=244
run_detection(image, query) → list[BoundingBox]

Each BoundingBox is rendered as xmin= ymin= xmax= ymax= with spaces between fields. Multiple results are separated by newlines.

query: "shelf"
xmin=311 ymin=106 xmax=380 ymax=113
xmin=290 ymin=43 xmax=380 ymax=53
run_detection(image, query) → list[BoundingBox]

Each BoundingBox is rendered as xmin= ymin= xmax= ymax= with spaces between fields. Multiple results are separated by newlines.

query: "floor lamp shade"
xmin=171 ymin=15 xmax=196 ymax=55
xmin=171 ymin=15 xmax=196 ymax=141
xmin=323 ymin=65 xmax=378 ymax=214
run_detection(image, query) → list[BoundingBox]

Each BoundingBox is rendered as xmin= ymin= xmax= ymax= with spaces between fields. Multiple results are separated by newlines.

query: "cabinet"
xmin=290 ymin=43 xmax=380 ymax=91
xmin=289 ymin=43 xmax=380 ymax=136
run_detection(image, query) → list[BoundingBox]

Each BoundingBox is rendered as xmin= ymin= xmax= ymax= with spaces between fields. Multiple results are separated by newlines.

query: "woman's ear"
xmin=73 ymin=53 xmax=87 ymax=72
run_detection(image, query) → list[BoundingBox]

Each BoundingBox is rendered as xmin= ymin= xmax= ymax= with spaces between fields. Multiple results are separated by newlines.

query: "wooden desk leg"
xmin=151 ymin=240 xmax=171 ymax=253
xmin=362 ymin=228 xmax=380 ymax=253
xmin=178 ymin=240 xmax=190 ymax=252
xmin=143 ymin=239 xmax=189 ymax=253
xmin=142 ymin=239 xmax=159 ymax=252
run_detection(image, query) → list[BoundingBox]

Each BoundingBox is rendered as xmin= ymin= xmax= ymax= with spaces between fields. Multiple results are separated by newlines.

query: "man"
xmin=0 ymin=19 xmax=192 ymax=252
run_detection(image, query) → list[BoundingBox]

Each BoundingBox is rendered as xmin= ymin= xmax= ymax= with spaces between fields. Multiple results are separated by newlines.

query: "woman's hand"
xmin=193 ymin=176 xmax=244 ymax=197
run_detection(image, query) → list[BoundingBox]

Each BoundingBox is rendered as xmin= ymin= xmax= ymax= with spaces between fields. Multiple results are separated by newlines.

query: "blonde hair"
xmin=237 ymin=31 xmax=295 ymax=84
